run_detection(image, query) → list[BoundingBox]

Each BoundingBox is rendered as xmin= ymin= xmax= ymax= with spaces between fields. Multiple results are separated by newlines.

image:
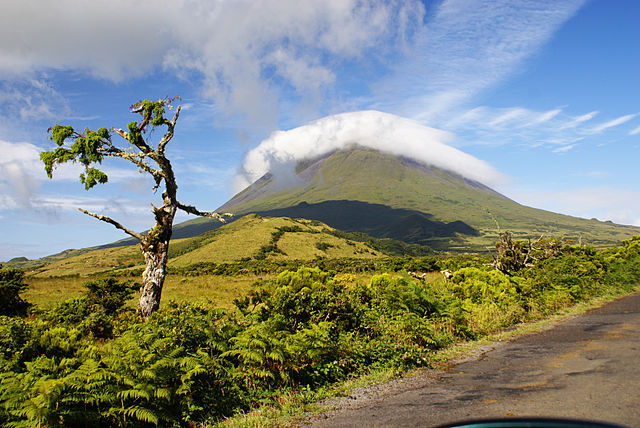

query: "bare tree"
xmin=492 ymin=231 xmax=569 ymax=275
xmin=41 ymin=97 xmax=231 ymax=320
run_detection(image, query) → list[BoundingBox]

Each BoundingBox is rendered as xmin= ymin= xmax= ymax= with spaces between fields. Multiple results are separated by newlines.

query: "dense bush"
xmin=44 ymin=277 xmax=138 ymax=339
xmin=169 ymin=255 xmax=463 ymax=278
xmin=0 ymin=268 xmax=31 ymax=316
xmin=1 ymin=237 xmax=640 ymax=426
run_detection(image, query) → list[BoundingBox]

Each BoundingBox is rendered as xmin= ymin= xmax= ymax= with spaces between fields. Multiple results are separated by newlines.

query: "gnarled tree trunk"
xmin=138 ymin=200 xmax=176 ymax=320
xmin=138 ymin=241 xmax=170 ymax=320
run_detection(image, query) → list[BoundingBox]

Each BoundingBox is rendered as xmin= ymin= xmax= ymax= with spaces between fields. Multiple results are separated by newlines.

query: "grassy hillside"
xmin=4 ymin=247 xmax=103 ymax=271
xmin=25 ymin=215 xmax=384 ymax=278
xmin=169 ymin=215 xmax=380 ymax=267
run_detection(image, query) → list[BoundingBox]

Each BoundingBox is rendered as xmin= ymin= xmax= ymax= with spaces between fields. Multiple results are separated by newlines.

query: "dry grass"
xmin=23 ymin=269 xmax=401 ymax=311
xmin=161 ymin=274 xmax=261 ymax=309
xmin=24 ymin=274 xmax=260 ymax=310
xmin=23 ymin=276 xmax=88 ymax=309
xmin=28 ymin=245 xmax=144 ymax=278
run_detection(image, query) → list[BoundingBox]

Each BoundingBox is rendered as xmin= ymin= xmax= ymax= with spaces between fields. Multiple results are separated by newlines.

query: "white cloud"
xmin=0 ymin=0 xmax=174 ymax=80
xmin=442 ymin=105 xmax=633 ymax=152
xmin=530 ymin=109 xmax=563 ymax=125
xmin=0 ymin=139 xmax=146 ymax=210
xmin=580 ymin=171 xmax=608 ymax=179
xmin=588 ymin=114 xmax=637 ymax=134
xmin=0 ymin=140 xmax=43 ymax=208
xmin=629 ymin=125 xmax=640 ymax=136
xmin=0 ymin=0 xmax=424 ymax=128
xmin=450 ymin=106 xmax=568 ymax=132
xmin=559 ymin=111 xmax=598 ymax=129
xmin=34 ymin=195 xmax=151 ymax=218
xmin=487 ymin=108 xmax=530 ymax=128
xmin=235 ymin=110 xmax=505 ymax=191
xmin=553 ymin=144 xmax=575 ymax=154
xmin=0 ymin=79 xmax=71 ymax=122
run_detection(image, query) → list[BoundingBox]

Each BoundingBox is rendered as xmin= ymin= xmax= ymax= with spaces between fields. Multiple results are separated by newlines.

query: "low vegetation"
xmin=1 ymin=235 xmax=639 ymax=427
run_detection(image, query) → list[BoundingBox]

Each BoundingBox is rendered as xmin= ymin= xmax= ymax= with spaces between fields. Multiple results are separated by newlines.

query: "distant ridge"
xmin=20 ymin=215 xmax=386 ymax=277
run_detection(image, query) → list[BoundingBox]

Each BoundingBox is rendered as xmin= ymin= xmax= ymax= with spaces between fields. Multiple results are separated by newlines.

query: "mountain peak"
xmin=220 ymin=147 xmax=640 ymax=251
xmin=234 ymin=111 xmax=504 ymax=191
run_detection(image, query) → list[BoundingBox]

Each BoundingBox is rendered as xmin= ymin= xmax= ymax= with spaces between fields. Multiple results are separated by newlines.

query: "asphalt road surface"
xmin=305 ymin=293 xmax=640 ymax=427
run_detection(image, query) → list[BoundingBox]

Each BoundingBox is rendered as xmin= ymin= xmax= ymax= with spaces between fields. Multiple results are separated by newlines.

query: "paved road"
xmin=305 ymin=293 xmax=640 ymax=427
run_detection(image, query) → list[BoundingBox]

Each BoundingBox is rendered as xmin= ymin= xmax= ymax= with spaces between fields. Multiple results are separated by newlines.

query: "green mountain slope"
xmin=214 ymin=147 xmax=639 ymax=251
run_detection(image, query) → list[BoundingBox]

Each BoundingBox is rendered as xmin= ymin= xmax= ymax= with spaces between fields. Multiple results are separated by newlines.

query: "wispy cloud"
xmin=33 ymin=195 xmax=151 ymax=218
xmin=0 ymin=0 xmax=425 ymax=130
xmin=0 ymin=140 xmax=42 ymax=208
xmin=559 ymin=111 xmax=598 ymax=129
xmin=629 ymin=125 xmax=640 ymax=136
xmin=376 ymin=0 xmax=587 ymax=121
xmin=440 ymin=105 xmax=636 ymax=152
xmin=553 ymin=144 xmax=575 ymax=154
xmin=0 ymin=139 xmax=147 ymax=210
xmin=578 ymin=170 xmax=608 ymax=179
xmin=588 ymin=114 xmax=637 ymax=134
xmin=0 ymin=79 xmax=72 ymax=134
xmin=530 ymin=109 xmax=563 ymax=126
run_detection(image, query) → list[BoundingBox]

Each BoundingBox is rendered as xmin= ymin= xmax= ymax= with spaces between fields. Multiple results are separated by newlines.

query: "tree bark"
xmin=137 ymin=198 xmax=176 ymax=320
xmin=138 ymin=241 xmax=170 ymax=320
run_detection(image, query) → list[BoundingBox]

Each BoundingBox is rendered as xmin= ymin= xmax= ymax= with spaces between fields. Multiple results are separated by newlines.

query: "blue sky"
xmin=1 ymin=0 xmax=639 ymax=261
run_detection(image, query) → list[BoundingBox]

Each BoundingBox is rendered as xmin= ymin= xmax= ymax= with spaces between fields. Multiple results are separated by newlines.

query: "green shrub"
xmin=523 ymin=247 xmax=605 ymax=301
xmin=446 ymin=267 xmax=528 ymax=333
xmin=45 ymin=277 xmax=137 ymax=339
xmin=0 ymin=268 xmax=31 ymax=316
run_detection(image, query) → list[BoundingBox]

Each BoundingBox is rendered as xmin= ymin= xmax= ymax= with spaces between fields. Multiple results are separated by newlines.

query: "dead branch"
xmin=176 ymin=201 xmax=233 ymax=222
xmin=78 ymin=208 xmax=144 ymax=241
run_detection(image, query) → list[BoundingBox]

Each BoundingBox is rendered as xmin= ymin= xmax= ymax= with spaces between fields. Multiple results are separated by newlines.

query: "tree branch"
xmin=111 ymin=126 xmax=153 ymax=154
xmin=101 ymin=145 xmax=163 ymax=188
xmin=158 ymin=106 xmax=181 ymax=154
xmin=176 ymin=201 xmax=233 ymax=222
xmin=111 ymin=128 xmax=128 ymax=140
xmin=78 ymin=208 xmax=144 ymax=241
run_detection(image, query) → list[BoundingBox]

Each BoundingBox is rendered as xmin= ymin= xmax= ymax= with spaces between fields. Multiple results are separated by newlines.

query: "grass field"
xmin=23 ymin=270 xmax=399 ymax=310
xmin=24 ymin=274 xmax=260 ymax=310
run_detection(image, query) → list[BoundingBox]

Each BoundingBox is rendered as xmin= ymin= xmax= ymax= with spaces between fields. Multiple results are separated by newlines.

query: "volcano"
xmin=14 ymin=146 xmax=640 ymax=268
xmin=203 ymin=147 xmax=637 ymax=251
